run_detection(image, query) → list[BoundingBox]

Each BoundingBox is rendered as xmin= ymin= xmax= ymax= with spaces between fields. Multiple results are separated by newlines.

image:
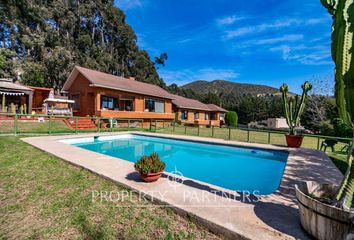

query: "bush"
xmin=134 ymin=153 xmax=165 ymax=174
xmin=225 ymin=111 xmax=238 ymax=127
xmin=319 ymin=121 xmax=335 ymax=136
xmin=333 ymin=118 xmax=353 ymax=138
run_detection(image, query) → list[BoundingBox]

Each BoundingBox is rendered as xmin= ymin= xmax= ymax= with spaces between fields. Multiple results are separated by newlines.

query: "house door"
xmin=87 ymin=92 xmax=95 ymax=116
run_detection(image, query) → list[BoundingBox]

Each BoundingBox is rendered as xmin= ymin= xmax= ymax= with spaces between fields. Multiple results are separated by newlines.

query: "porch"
xmin=0 ymin=79 xmax=33 ymax=114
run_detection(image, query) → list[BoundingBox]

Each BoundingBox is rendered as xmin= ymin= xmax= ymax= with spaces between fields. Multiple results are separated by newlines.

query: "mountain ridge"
xmin=180 ymin=80 xmax=280 ymax=95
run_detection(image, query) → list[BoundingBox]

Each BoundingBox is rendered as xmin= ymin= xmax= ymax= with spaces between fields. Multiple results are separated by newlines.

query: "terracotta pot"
xmin=285 ymin=134 xmax=303 ymax=148
xmin=138 ymin=171 xmax=164 ymax=182
xmin=295 ymin=181 xmax=354 ymax=240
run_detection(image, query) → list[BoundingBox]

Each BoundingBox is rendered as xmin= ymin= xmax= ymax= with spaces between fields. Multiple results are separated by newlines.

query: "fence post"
xmin=163 ymin=121 xmax=165 ymax=129
xmin=228 ymin=127 xmax=231 ymax=140
xmin=173 ymin=122 xmax=175 ymax=132
xmin=75 ymin=117 xmax=78 ymax=133
xmin=247 ymin=129 xmax=250 ymax=142
xmin=184 ymin=125 xmax=187 ymax=134
xmin=197 ymin=125 xmax=200 ymax=136
xmin=317 ymin=137 xmax=320 ymax=150
xmin=14 ymin=114 xmax=18 ymax=135
xmin=155 ymin=120 xmax=157 ymax=131
xmin=48 ymin=115 xmax=52 ymax=135
xmin=111 ymin=118 xmax=113 ymax=132
xmin=128 ymin=119 xmax=131 ymax=129
xmin=141 ymin=119 xmax=144 ymax=128
xmin=149 ymin=119 xmax=152 ymax=131
xmin=212 ymin=126 xmax=214 ymax=137
xmin=97 ymin=117 xmax=100 ymax=132
xmin=268 ymin=132 xmax=271 ymax=144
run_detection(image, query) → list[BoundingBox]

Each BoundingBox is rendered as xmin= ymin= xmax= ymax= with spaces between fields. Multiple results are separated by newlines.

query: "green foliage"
xmin=134 ymin=153 xmax=165 ymax=174
xmin=1 ymin=0 xmax=165 ymax=91
xmin=321 ymin=0 xmax=354 ymax=128
xmin=21 ymin=62 xmax=45 ymax=87
xmin=0 ymin=49 xmax=16 ymax=78
xmin=225 ymin=111 xmax=238 ymax=127
xmin=10 ymin=103 xmax=16 ymax=114
xmin=172 ymin=80 xmax=284 ymax=124
xmin=321 ymin=0 xmax=354 ymax=209
xmin=319 ymin=121 xmax=335 ymax=136
xmin=333 ymin=118 xmax=353 ymax=138
xmin=202 ymin=92 xmax=221 ymax=106
xmin=280 ymin=82 xmax=312 ymax=135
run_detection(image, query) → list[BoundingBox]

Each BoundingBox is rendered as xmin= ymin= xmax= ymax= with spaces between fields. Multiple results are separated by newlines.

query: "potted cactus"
xmin=294 ymin=1 xmax=354 ymax=239
xmin=134 ymin=153 xmax=165 ymax=182
xmin=280 ymin=82 xmax=312 ymax=148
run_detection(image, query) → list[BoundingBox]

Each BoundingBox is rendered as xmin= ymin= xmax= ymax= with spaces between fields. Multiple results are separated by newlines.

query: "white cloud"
xmin=270 ymin=45 xmax=291 ymax=60
xmin=270 ymin=44 xmax=332 ymax=65
xmin=216 ymin=15 xmax=244 ymax=25
xmin=254 ymin=34 xmax=303 ymax=45
xmin=116 ymin=0 xmax=143 ymax=10
xmin=159 ymin=68 xmax=240 ymax=85
xmin=223 ymin=18 xmax=325 ymax=40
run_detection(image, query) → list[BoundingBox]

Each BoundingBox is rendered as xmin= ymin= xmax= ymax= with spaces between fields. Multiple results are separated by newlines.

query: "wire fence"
xmin=0 ymin=113 xmax=352 ymax=153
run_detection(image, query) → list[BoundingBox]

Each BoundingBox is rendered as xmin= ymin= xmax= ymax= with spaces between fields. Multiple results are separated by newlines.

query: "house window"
xmin=210 ymin=112 xmax=217 ymax=120
xmin=144 ymin=98 xmax=164 ymax=113
xmin=220 ymin=113 xmax=225 ymax=121
xmin=101 ymin=96 xmax=118 ymax=110
xmin=119 ymin=96 xmax=134 ymax=111
xmin=181 ymin=110 xmax=188 ymax=120
xmin=194 ymin=112 xmax=199 ymax=120
xmin=71 ymin=94 xmax=80 ymax=110
xmin=204 ymin=112 xmax=209 ymax=120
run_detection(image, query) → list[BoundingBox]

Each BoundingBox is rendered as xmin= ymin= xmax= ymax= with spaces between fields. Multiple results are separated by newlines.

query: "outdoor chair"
xmin=340 ymin=142 xmax=352 ymax=154
xmin=320 ymin=139 xmax=338 ymax=152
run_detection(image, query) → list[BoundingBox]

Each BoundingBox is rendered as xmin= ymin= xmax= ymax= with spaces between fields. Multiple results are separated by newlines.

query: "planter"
xmin=295 ymin=181 xmax=354 ymax=240
xmin=138 ymin=171 xmax=164 ymax=182
xmin=285 ymin=134 xmax=304 ymax=148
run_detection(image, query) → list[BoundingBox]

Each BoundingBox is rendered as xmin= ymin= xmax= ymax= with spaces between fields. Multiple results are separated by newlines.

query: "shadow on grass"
xmin=73 ymin=211 xmax=106 ymax=240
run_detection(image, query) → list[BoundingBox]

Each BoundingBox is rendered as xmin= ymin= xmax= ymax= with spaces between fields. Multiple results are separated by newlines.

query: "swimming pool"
xmin=62 ymin=134 xmax=288 ymax=195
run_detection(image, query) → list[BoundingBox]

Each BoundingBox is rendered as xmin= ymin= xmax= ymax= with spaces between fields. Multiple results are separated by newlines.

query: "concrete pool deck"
xmin=22 ymin=132 xmax=343 ymax=240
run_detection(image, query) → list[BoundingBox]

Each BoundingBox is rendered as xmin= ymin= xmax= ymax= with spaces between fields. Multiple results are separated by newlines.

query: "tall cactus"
xmin=280 ymin=82 xmax=312 ymax=135
xmin=321 ymin=0 xmax=354 ymax=209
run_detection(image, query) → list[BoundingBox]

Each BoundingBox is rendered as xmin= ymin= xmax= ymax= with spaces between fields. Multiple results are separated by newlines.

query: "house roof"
xmin=206 ymin=104 xmax=227 ymax=112
xmin=0 ymin=78 xmax=33 ymax=92
xmin=170 ymin=94 xmax=227 ymax=112
xmin=62 ymin=66 xmax=174 ymax=99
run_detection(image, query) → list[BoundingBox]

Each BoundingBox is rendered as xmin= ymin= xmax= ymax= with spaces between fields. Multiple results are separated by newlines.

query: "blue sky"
xmin=115 ymin=0 xmax=334 ymax=93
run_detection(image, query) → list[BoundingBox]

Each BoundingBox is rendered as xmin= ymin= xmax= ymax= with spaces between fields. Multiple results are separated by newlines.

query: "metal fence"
xmin=155 ymin=124 xmax=352 ymax=152
xmin=0 ymin=113 xmax=352 ymax=152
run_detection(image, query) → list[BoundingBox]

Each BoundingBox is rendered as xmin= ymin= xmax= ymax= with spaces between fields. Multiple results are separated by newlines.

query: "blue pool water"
xmin=66 ymin=134 xmax=288 ymax=195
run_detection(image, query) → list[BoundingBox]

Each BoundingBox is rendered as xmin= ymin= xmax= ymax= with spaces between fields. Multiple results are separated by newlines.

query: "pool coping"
xmin=21 ymin=131 xmax=343 ymax=240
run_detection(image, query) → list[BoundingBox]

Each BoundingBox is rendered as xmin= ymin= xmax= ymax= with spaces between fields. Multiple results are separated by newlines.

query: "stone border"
xmin=22 ymin=131 xmax=343 ymax=240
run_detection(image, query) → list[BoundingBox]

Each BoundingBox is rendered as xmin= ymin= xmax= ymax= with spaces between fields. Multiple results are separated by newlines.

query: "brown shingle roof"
xmin=170 ymin=94 xmax=227 ymax=112
xmin=0 ymin=78 xmax=33 ymax=92
xmin=62 ymin=66 xmax=173 ymax=99
xmin=206 ymin=104 xmax=227 ymax=112
xmin=170 ymin=94 xmax=210 ymax=111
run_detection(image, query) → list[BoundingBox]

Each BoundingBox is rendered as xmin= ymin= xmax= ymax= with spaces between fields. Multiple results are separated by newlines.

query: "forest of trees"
xmin=0 ymin=0 xmax=166 ymax=92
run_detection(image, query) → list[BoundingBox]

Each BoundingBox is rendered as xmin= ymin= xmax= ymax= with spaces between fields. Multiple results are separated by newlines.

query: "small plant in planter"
xmin=280 ymin=82 xmax=312 ymax=148
xmin=134 ymin=153 xmax=165 ymax=182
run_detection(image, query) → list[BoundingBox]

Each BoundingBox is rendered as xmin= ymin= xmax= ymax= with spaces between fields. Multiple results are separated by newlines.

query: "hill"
xmin=180 ymin=80 xmax=280 ymax=96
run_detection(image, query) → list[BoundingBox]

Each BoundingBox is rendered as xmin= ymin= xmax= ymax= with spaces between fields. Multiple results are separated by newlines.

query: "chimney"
xmin=128 ymin=77 xmax=135 ymax=81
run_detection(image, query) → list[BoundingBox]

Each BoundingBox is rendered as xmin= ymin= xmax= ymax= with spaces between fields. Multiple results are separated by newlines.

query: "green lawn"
xmin=156 ymin=125 xmax=350 ymax=153
xmin=0 ymin=137 xmax=220 ymax=240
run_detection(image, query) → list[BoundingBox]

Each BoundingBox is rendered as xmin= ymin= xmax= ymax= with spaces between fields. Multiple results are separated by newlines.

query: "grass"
xmin=156 ymin=125 xmax=350 ymax=153
xmin=0 ymin=137 xmax=220 ymax=239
